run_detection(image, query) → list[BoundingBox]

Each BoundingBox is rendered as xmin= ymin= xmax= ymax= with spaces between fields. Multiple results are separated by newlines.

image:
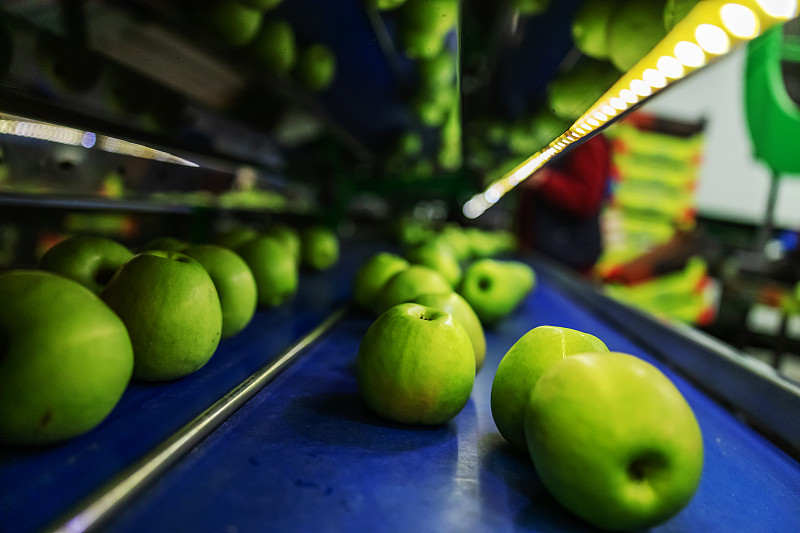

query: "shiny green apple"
xmin=459 ymin=259 xmax=535 ymax=326
xmin=491 ymin=325 xmax=609 ymax=451
xmin=197 ymin=0 xmax=263 ymax=48
xmin=250 ymin=18 xmax=296 ymax=76
xmin=352 ymin=252 xmax=410 ymax=313
xmin=0 ymin=270 xmax=133 ymax=445
xmin=140 ymin=236 xmax=187 ymax=252
xmin=376 ymin=264 xmax=451 ymax=314
xmin=266 ymin=224 xmax=301 ymax=262
xmin=236 ymin=235 xmax=298 ymax=307
xmin=182 ymin=244 xmax=257 ymax=339
xmin=214 ymin=226 xmax=260 ymax=251
xmin=525 ymin=352 xmax=704 ymax=531
xmin=412 ymin=291 xmax=486 ymax=372
xmin=101 ymin=250 xmax=222 ymax=381
xmin=356 ymin=303 xmax=475 ymax=425
xmin=40 ymin=235 xmax=133 ymax=294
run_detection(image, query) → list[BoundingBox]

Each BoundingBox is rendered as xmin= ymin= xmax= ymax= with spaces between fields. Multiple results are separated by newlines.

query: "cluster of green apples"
xmin=196 ymin=0 xmax=336 ymax=93
xmin=351 ymin=222 xmax=535 ymax=426
xmin=491 ymin=325 xmax=705 ymax=530
xmin=0 ymin=222 xmax=339 ymax=447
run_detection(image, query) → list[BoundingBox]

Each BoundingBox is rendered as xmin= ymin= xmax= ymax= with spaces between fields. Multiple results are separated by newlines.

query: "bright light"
xmin=81 ymin=131 xmax=96 ymax=148
xmin=630 ymin=79 xmax=652 ymax=96
xmin=587 ymin=118 xmax=600 ymax=127
xmin=695 ymin=24 xmax=730 ymax=54
xmin=620 ymin=89 xmax=639 ymax=104
xmin=484 ymin=187 xmax=501 ymax=204
xmin=593 ymin=111 xmax=608 ymax=121
xmin=575 ymin=126 xmax=586 ymax=134
xmin=609 ymin=97 xmax=628 ymax=110
xmin=601 ymin=105 xmax=616 ymax=115
xmin=643 ymin=68 xmax=667 ymax=88
xmin=657 ymin=55 xmax=684 ymax=78
xmin=674 ymin=41 xmax=706 ymax=67
xmin=756 ymin=0 xmax=798 ymax=18
xmin=720 ymin=4 xmax=759 ymax=38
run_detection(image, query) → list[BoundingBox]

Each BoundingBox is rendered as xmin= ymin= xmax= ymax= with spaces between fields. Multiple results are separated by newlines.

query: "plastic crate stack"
xmin=597 ymin=112 xmax=715 ymax=326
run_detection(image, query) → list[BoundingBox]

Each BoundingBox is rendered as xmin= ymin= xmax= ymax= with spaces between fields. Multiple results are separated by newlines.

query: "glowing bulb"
xmin=485 ymin=187 xmax=501 ymax=204
xmin=593 ymin=112 xmax=608 ymax=122
xmin=695 ymin=24 xmax=730 ymax=54
xmin=575 ymin=126 xmax=586 ymax=134
xmin=630 ymin=79 xmax=652 ymax=96
xmin=587 ymin=118 xmax=600 ymax=127
xmin=675 ymin=41 xmax=706 ymax=67
xmin=720 ymin=4 xmax=759 ymax=38
xmin=601 ymin=105 xmax=616 ymax=116
xmin=657 ymin=56 xmax=684 ymax=78
xmin=756 ymin=0 xmax=797 ymax=18
xmin=620 ymin=89 xmax=638 ymax=104
xmin=643 ymin=68 xmax=667 ymax=88
xmin=609 ymin=97 xmax=628 ymax=110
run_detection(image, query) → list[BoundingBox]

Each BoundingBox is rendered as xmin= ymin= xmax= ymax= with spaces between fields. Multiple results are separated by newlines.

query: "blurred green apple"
xmin=547 ymin=58 xmax=621 ymax=121
xmin=459 ymin=259 xmax=535 ymax=326
xmin=236 ymin=235 xmax=298 ymax=307
xmin=352 ymin=252 xmax=410 ymax=313
xmin=377 ymin=264 xmax=452 ymax=314
xmin=301 ymin=226 xmax=339 ymax=271
xmin=40 ymin=235 xmax=133 ymax=294
xmin=101 ymin=251 xmax=222 ymax=381
xmin=418 ymin=52 xmax=456 ymax=89
xmin=356 ymin=303 xmax=474 ymax=424
xmin=214 ymin=226 xmax=260 ymax=251
xmin=525 ymin=352 xmax=704 ymax=530
xmin=0 ymin=271 xmax=133 ymax=445
xmin=406 ymin=240 xmax=461 ymax=288
xmin=663 ymin=0 xmax=700 ymax=31
xmin=196 ymin=0 xmax=263 ymax=48
xmin=491 ymin=325 xmax=609 ymax=451
xmin=295 ymin=44 xmax=336 ymax=92
xmin=413 ymin=291 xmax=486 ymax=372
xmin=607 ymin=0 xmax=667 ymax=72
xmin=571 ymin=0 xmax=622 ymax=59
xmin=182 ymin=244 xmax=258 ymax=339
xmin=401 ymin=26 xmax=445 ymax=60
xmin=510 ymin=0 xmax=550 ymax=16
xmin=250 ymin=18 xmax=296 ymax=76
xmin=401 ymin=0 xmax=458 ymax=35
xmin=368 ymin=0 xmax=407 ymax=10
xmin=266 ymin=224 xmax=301 ymax=262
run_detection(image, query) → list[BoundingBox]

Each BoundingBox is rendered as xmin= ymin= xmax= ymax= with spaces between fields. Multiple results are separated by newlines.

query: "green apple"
xmin=101 ymin=250 xmax=222 ymax=381
xmin=140 ymin=236 xmax=187 ymax=252
xmin=525 ymin=352 xmax=704 ymax=531
xmin=295 ymin=44 xmax=336 ymax=92
xmin=406 ymin=240 xmax=461 ymax=288
xmin=417 ymin=51 xmax=455 ymax=89
xmin=40 ymin=235 xmax=133 ymax=294
xmin=377 ymin=264 xmax=452 ymax=314
xmin=356 ymin=303 xmax=475 ymax=424
xmin=401 ymin=0 xmax=458 ymax=36
xmin=196 ymin=0 xmax=263 ymax=48
xmin=214 ymin=226 xmax=260 ymax=251
xmin=607 ymin=0 xmax=668 ymax=72
xmin=352 ymin=252 xmax=410 ymax=313
xmin=266 ymin=224 xmax=301 ymax=262
xmin=412 ymin=291 xmax=486 ymax=372
xmin=250 ymin=18 xmax=296 ymax=76
xmin=181 ymin=244 xmax=257 ymax=339
xmin=401 ymin=27 xmax=445 ymax=60
xmin=301 ymin=226 xmax=339 ymax=271
xmin=236 ymin=235 xmax=298 ymax=307
xmin=571 ymin=0 xmax=622 ymax=59
xmin=491 ymin=325 xmax=609 ymax=451
xmin=0 ymin=270 xmax=133 ymax=445
xmin=547 ymin=58 xmax=621 ymax=121
xmin=458 ymin=259 xmax=536 ymax=326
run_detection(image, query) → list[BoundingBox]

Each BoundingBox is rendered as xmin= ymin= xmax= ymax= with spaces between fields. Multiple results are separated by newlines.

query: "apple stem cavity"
xmin=627 ymin=451 xmax=668 ymax=482
xmin=478 ymin=276 xmax=492 ymax=290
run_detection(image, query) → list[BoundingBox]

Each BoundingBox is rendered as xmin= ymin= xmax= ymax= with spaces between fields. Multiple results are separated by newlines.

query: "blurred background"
xmin=0 ymin=0 xmax=799 ymax=381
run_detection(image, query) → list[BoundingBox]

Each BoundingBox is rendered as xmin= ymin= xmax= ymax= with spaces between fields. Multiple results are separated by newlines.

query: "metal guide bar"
xmin=44 ymin=306 xmax=349 ymax=533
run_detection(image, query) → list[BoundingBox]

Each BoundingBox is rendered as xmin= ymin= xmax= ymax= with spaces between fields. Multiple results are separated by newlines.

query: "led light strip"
xmin=463 ymin=0 xmax=799 ymax=220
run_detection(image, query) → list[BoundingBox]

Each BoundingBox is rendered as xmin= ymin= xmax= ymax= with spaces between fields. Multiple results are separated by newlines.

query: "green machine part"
xmin=744 ymin=20 xmax=800 ymax=176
